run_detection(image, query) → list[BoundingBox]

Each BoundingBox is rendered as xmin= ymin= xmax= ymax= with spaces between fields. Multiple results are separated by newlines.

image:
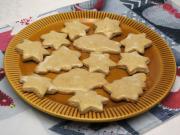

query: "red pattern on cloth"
xmin=161 ymin=67 xmax=180 ymax=109
xmin=177 ymin=67 xmax=180 ymax=76
xmin=0 ymin=90 xmax=15 ymax=107
xmin=161 ymin=90 xmax=180 ymax=109
xmin=0 ymin=68 xmax=5 ymax=81
xmin=0 ymin=30 xmax=13 ymax=52
xmin=162 ymin=3 xmax=180 ymax=18
xmin=17 ymin=17 xmax=32 ymax=25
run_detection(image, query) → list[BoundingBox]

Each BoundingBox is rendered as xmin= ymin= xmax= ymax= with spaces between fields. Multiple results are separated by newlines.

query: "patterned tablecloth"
xmin=0 ymin=0 xmax=180 ymax=135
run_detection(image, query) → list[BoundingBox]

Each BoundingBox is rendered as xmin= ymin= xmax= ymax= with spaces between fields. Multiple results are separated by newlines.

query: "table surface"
xmin=0 ymin=0 xmax=179 ymax=135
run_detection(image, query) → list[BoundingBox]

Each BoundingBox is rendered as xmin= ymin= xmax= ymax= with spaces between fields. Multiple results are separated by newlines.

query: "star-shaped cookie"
xmin=94 ymin=17 xmax=122 ymax=38
xmin=73 ymin=34 xmax=121 ymax=54
xmin=68 ymin=91 xmax=108 ymax=114
xmin=16 ymin=39 xmax=49 ymax=63
xmin=118 ymin=52 xmax=150 ymax=75
xmin=120 ymin=33 xmax=152 ymax=54
xmin=35 ymin=46 xmax=83 ymax=74
xmin=61 ymin=20 xmax=90 ymax=41
xmin=20 ymin=74 xmax=56 ymax=98
xmin=51 ymin=68 xmax=108 ymax=94
xmin=104 ymin=73 xmax=146 ymax=101
xmin=41 ymin=31 xmax=70 ymax=49
xmin=83 ymin=52 xmax=116 ymax=74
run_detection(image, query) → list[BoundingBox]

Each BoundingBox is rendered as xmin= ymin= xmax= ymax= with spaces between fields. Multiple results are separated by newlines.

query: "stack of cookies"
xmin=16 ymin=17 xmax=152 ymax=114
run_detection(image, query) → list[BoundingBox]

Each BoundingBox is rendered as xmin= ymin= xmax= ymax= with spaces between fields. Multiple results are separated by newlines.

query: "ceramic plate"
xmin=4 ymin=11 xmax=176 ymax=122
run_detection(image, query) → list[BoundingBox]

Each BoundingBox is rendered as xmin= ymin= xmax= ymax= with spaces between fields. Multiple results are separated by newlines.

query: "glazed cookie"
xmin=51 ymin=68 xmax=108 ymax=94
xmin=73 ymin=34 xmax=121 ymax=54
xmin=83 ymin=52 xmax=116 ymax=74
xmin=94 ymin=17 xmax=122 ymax=38
xmin=120 ymin=33 xmax=152 ymax=54
xmin=61 ymin=20 xmax=90 ymax=41
xmin=35 ymin=46 xmax=83 ymax=74
xmin=41 ymin=31 xmax=70 ymax=49
xmin=104 ymin=73 xmax=146 ymax=101
xmin=68 ymin=91 xmax=108 ymax=114
xmin=20 ymin=74 xmax=57 ymax=98
xmin=118 ymin=52 xmax=150 ymax=75
xmin=16 ymin=39 xmax=49 ymax=63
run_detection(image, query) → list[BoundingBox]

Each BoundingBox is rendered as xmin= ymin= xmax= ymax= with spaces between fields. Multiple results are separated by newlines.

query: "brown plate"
xmin=4 ymin=11 xmax=176 ymax=122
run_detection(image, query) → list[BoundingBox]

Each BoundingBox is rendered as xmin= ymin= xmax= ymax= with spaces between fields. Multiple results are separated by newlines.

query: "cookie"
xmin=68 ymin=91 xmax=108 ymax=114
xmin=20 ymin=74 xmax=57 ymax=98
xmin=51 ymin=68 xmax=107 ymax=94
xmin=61 ymin=20 xmax=90 ymax=41
xmin=73 ymin=34 xmax=121 ymax=54
xmin=41 ymin=31 xmax=70 ymax=50
xmin=104 ymin=73 xmax=146 ymax=101
xmin=35 ymin=46 xmax=83 ymax=74
xmin=118 ymin=52 xmax=150 ymax=75
xmin=83 ymin=52 xmax=116 ymax=74
xmin=94 ymin=17 xmax=122 ymax=38
xmin=16 ymin=39 xmax=49 ymax=63
xmin=120 ymin=33 xmax=152 ymax=54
